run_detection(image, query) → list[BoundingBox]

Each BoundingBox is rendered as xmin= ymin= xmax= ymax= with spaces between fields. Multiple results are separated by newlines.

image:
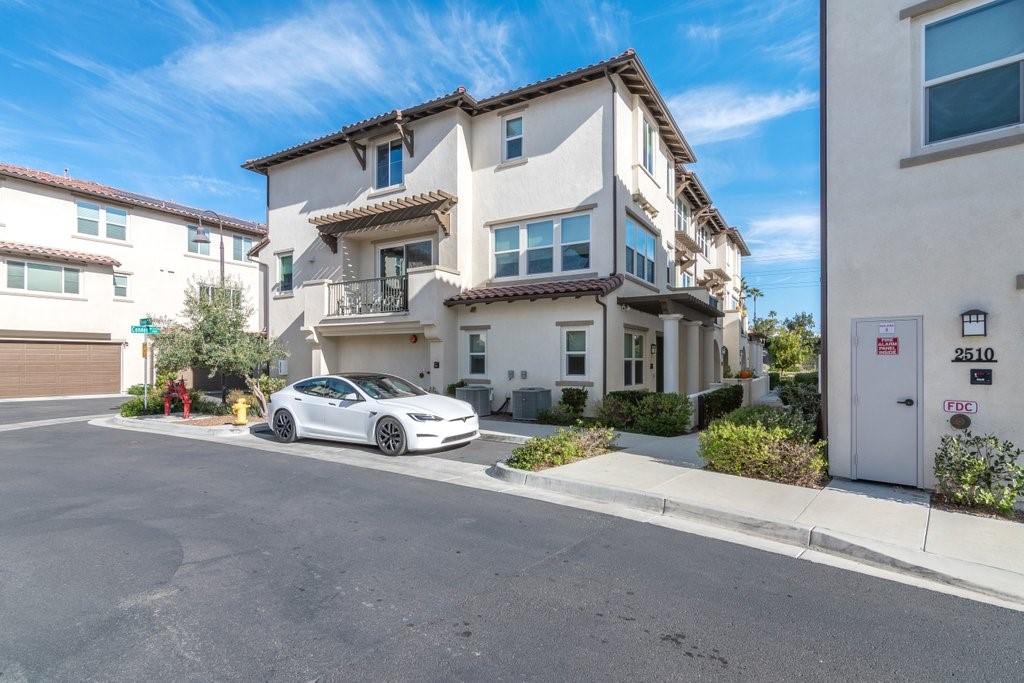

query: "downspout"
xmin=262 ymin=171 xmax=271 ymax=338
xmin=604 ymin=67 xmax=618 ymax=398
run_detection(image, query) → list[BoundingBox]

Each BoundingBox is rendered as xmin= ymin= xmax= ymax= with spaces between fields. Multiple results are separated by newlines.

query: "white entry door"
xmin=852 ymin=318 xmax=921 ymax=486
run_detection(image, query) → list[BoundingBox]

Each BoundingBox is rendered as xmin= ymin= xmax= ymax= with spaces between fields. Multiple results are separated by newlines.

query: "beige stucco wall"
xmin=0 ymin=177 xmax=260 ymax=393
xmin=826 ymin=0 xmax=1024 ymax=482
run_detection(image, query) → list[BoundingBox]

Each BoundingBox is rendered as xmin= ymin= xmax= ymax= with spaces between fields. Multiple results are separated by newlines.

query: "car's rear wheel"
xmin=273 ymin=410 xmax=298 ymax=443
xmin=375 ymin=417 xmax=407 ymax=456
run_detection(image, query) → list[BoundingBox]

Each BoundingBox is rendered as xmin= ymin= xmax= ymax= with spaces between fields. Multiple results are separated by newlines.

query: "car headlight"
xmin=408 ymin=412 xmax=443 ymax=422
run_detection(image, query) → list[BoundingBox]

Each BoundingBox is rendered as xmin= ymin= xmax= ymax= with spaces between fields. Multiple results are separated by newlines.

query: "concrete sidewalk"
xmin=480 ymin=418 xmax=1024 ymax=606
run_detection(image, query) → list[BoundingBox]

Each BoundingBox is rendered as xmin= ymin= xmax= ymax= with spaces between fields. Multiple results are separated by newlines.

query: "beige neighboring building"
xmin=824 ymin=0 xmax=1024 ymax=486
xmin=245 ymin=50 xmax=750 ymax=412
xmin=0 ymin=164 xmax=266 ymax=398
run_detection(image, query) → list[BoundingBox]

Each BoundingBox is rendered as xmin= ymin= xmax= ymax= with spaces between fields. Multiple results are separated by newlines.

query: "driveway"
xmin=0 ymin=396 xmax=130 ymax=425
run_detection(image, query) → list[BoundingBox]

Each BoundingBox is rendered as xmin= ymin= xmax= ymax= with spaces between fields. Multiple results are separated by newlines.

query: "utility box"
xmin=456 ymin=385 xmax=492 ymax=416
xmin=512 ymin=387 xmax=551 ymax=421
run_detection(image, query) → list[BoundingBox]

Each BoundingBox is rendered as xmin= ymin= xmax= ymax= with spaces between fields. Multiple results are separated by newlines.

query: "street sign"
xmin=130 ymin=325 xmax=161 ymax=334
xmin=139 ymin=317 xmax=152 ymax=326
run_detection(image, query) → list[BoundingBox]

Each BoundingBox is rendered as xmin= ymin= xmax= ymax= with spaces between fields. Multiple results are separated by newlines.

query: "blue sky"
xmin=1 ymin=0 xmax=820 ymax=325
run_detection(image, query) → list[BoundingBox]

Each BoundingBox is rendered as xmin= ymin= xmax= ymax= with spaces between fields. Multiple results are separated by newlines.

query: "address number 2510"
xmin=952 ymin=347 xmax=996 ymax=362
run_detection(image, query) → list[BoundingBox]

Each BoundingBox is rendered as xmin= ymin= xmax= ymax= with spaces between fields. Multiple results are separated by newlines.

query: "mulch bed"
xmin=179 ymin=415 xmax=266 ymax=427
xmin=930 ymin=493 xmax=1024 ymax=524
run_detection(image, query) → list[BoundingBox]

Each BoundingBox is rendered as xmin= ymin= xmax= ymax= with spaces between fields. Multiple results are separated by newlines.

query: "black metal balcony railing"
xmin=328 ymin=275 xmax=408 ymax=317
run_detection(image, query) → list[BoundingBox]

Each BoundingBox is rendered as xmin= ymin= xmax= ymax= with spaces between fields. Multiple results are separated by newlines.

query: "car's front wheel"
xmin=375 ymin=417 xmax=407 ymax=456
xmin=273 ymin=410 xmax=298 ymax=443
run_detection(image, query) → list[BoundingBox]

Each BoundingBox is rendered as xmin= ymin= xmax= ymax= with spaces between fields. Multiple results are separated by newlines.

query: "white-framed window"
xmin=6 ymin=259 xmax=80 ymax=295
xmin=492 ymin=213 xmax=590 ymax=279
xmin=923 ymin=0 xmax=1024 ymax=144
xmin=77 ymin=200 xmax=127 ymax=241
xmin=375 ymin=138 xmax=403 ymax=189
xmin=625 ymin=217 xmax=656 ymax=284
xmin=379 ymin=239 xmax=433 ymax=277
xmin=198 ymin=284 xmax=242 ymax=308
xmin=674 ymin=197 xmax=691 ymax=232
xmin=278 ymin=252 xmax=293 ymax=292
xmin=113 ymin=273 xmax=129 ymax=298
xmin=187 ymin=224 xmax=210 ymax=255
xmin=232 ymin=235 xmax=254 ymax=262
xmin=666 ymin=252 xmax=675 ymax=288
xmin=468 ymin=332 xmax=486 ymax=375
xmin=503 ymin=115 xmax=523 ymax=161
xmin=564 ymin=329 xmax=587 ymax=377
xmin=698 ymin=226 xmax=710 ymax=258
xmin=680 ymin=271 xmax=693 ymax=288
xmin=642 ymin=118 xmax=656 ymax=174
xmin=624 ymin=332 xmax=644 ymax=386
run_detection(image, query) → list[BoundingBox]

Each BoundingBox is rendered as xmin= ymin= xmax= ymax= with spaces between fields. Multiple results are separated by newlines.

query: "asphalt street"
xmin=0 ymin=408 xmax=1022 ymax=680
xmin=0 ymin=396 xmax=128 ymax=424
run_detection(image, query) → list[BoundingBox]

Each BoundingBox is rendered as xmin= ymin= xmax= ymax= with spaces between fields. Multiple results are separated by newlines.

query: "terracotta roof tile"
xmin=445 ymin=274 xmax=624 ymax=306
xmin=0 ymin=240 xmax=121 ymax=267
xmin=0 ymin=163 xmax=266 ymax=236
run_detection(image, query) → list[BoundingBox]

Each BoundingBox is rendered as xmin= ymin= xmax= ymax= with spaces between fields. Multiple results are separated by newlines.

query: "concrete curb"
xmin=489 ymin=462 xmax=1024 ymax=605
xmin=478 ymin=430 xmax=530 ymax=445
xmin=110 ymin=416 xmax=252 ymax=438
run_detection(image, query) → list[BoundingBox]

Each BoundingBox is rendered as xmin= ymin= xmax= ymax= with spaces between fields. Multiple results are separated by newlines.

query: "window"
xmin=492 ymin=214 xmax=590 ymax=278
xmin=113 ymin=274 xmax=129 ymax=298
xmin=232 ymin=235 xmax=253 ymax=262
xmin=680 ymin=271 xmax=693 ymax=288
xmin=564 ymin=330 xmax=587 ymax=377
xmin=625 ymin=217 xmax=657 ymax=284
xmin=504 ymin=115 xmax=523 ymax=160
xmin=642 ymin=118 xmax=656 ymax=174
xmin=375 ymin=139 xmax=403 ymax=188
xmin=187 ymin=225 xmax=210 ymax=255
xmin=674 ymin=197 xmax=690 ymax=232
xmin=469 ymin=333 xmax=486 ymax=375
xmin=76 ymin=201 xmax=127 ymax=240
xmin=279 ymin=253 xmax=293 ymax=292
xmin=624 ymin=332 xmax=644 ymax=386
xmin=924 ymin=0 xmax=1024 ymax=143
xmin=379 ymin=240 xmax=432 ymax=277
xmin=698 ymin=227 xmax=710 ymax=258
xmin=198 ymin=284 xmax=242 ymax=307
xmin=666 ymin=253 xmax=675 ymax=288
xmin=6 ymin=260 xmax=80 ymax=294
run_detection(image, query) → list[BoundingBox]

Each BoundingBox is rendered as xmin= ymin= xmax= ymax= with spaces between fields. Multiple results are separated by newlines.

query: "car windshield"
xmin=349 ymin=374 xmax=427 ymax=400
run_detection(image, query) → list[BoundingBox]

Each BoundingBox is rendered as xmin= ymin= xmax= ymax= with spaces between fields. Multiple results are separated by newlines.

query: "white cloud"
xmin=669 ymin=85 xmax=818 ymax=144
xmin=762 ymin=30 xmax=818 ymax=71
xmin=684 ymin=23 xmax=722 ymax=43
xmin=743 ymin=213 xmax=820 ymax=264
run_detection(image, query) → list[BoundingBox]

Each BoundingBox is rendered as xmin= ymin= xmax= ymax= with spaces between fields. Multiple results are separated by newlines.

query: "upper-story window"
xmin=492 ymin=213 xmax=590 ymax=279
xmin=468 ymin=332 xmax=486 ymax=375
xmin=76 ymin=200 xmax=127 ymax=241
xmin=504 ymin=115 xmax=523 ymax=161
xmin=198 ymin=284 xmax=242 ymax=308
xmin=642 ymin=118 xmax=656 ymax=175
xmin=7 ymin=259 xmax=80 ymax=295
xmin=564 ymin=329 xmax=587 ymax=377
xmin=375 ymin=139 xmax=403 ymax=189
xmin=666 ymin=252 xmax=675 ymax=288
xmin=187 ymin=225 xmax=210 ymax=256
xmin=674 ymin=197 xmax=691 ymax=232
xmin=232 ymin=235 xmax=253 ymax=262
xmin=680 ymin=271 xmax=693 ymax=288
xmin=924 ymin=0 xmax=1024 ymax=144
xmin=625 ymin=217 xmax=656 ymax=284
xmin=278 ymin=253 xmax=293 ymax=293
xmin=113 ymin=273 xmax=129 ymax=298
xmin=698 ymin=226 xmax=710 ymax=258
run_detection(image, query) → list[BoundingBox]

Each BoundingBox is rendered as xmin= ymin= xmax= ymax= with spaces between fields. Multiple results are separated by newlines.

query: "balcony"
xmin=327 ymin=275 xmax=407 ymax=316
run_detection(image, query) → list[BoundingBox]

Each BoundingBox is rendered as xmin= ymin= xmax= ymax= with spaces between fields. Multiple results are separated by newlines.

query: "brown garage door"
xmin=0 ymin=341 xmax=121 ymax=399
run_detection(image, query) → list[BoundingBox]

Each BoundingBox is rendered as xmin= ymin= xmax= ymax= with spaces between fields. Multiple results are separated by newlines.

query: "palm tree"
xmin=742 ymin=279 xmax=764 ymax=327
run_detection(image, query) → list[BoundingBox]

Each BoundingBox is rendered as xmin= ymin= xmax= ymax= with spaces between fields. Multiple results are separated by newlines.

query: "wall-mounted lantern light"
xmin=961 ymin=309 xmax=987 ymax=337
xmin=650 ymin=343 xmax=658 ymax=355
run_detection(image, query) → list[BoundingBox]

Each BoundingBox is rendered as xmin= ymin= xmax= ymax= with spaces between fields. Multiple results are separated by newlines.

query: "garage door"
xmin=0 ymin=341 xmax=121 ymax=399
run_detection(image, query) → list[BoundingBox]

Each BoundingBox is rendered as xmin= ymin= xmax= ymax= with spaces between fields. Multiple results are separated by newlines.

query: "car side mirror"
xmin=340 ymin=392 xmax=359 ymax=402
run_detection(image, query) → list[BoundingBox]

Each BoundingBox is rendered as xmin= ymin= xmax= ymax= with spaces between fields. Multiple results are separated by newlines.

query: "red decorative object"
xmin=163 ymin=378 xmax=192 ymax=419
xmin=409 ymin=334 xmax=418 ymax=344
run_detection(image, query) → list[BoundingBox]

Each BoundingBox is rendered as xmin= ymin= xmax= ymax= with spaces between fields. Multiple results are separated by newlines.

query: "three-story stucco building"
xmin=245 ymin=50 xmax=750 ymax=412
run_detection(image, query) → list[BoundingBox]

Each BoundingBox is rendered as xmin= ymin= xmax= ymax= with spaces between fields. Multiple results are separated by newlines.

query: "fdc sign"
xmin=943 ymin=400 xmax=978 ymax=414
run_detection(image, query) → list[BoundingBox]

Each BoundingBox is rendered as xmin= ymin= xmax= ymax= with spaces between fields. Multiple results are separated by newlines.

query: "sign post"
xmin=132 ymin=323 xmax=161 ymax=408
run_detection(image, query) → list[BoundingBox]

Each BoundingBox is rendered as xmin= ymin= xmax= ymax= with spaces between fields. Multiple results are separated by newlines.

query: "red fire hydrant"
xmin=163 ymin=379 xmax=192 ymax=418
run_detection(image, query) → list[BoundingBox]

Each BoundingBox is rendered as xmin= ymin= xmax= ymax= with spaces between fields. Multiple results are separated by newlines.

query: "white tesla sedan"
xmin=267 ymin=373 xmax=479 ymax=455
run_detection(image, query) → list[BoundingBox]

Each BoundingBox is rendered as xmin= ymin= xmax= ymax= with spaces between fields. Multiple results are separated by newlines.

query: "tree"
xmin=740 ymin=278 xmax=764 ymax=326
xmin=768 ymin=328 xmax=808 ymax=371
xmin=152 ymin=275 xmax=286 ymax=416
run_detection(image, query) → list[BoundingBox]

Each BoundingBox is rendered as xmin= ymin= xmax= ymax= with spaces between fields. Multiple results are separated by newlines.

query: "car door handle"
xmin=327 ymin=402 xmax=336 ymax=406
xmin=294 ymin=397 xmax=302 ymax=401
xmin=897 ymin=398 xmax=914 ymax=406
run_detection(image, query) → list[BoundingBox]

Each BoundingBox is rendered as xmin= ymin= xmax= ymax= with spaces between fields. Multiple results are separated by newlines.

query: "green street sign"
xmin=130 ymin=325 xmax=161 ymax=334
xmin=139 ymin=317 xmax=152 ymax=326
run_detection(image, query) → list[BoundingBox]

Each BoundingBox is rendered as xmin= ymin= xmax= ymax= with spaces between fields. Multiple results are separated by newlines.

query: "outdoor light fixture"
xmin=191 ymin=210 xmax=225 ymax=284
xmin=961 ymin=309 xmax=987 ymax=337
xmin=650 ymin=343 xmax=658 ymax=355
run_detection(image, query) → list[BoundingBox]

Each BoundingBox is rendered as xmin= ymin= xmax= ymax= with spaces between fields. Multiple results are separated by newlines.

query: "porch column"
xmin=659 ymin=314 xmax=683 ymax=394
xmin=702 ymin=326 xmax=716 ymax=388
xmin=683 ymin=321 xmax=702 ymax=395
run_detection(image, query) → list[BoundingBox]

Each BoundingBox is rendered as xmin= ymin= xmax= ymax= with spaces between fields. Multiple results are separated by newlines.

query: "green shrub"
xmin=933 ymin=431 xmax=1024 ymax=516
xmin=595 ymin=390 xmax=647 ymax=429
xmin=445 ymin=380 xmax=467 ymax=397
xmin=188 ymin=389 xmax=231 ymax=415
xmin=127 ymin=384 xmax=147 ymax=396
xmin=226 ymin=389 xmax=263 ymax=416
xmin=255 ymin=375 xmax=286 ymax=396
xmin=794 ymin=372 xmax=819 ymax=386
xmin=506 ymin=426 xmax=617 ymax=471
xmin=769 ymin=372 xmax=780 ymax=390
xmin=778 ymin=383 xmax=820 ymax=417
xmin=560 ymin=387 xmax=588 ymax=414
xmin=703 ymin=385 xmax=744 ymax=423
xmin=537 ymin=402 xmax=582 ymax=426
xmin=699 ymin=421 xmax=827 ymax=487
xmin=633 ymin=393 xmax=692 ymax=436
xmin=723 ymin=404 xmax=816 ymax=443
xmin=119 ymin=396 xmax=166 ymax=417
